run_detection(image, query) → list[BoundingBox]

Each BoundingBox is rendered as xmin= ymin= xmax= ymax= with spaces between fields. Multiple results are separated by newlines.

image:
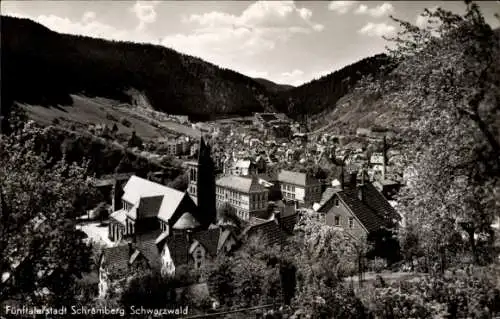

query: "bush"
xmin=369 ymin=258 xmax=387 ymax=273
xmin=364 ymin=266 xmax=500 ymax=318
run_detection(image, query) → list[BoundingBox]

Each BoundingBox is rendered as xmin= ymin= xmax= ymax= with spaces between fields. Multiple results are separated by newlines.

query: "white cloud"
xmin=129 ymin=1 xmax=160 ymax=31
xmin=282 ymin=69 xmax=304 ymax=78
xmin=354 ymin=3 xmax=394 ymax=18
xmin=298 ymin=8 xmax=312 ymax=20
xmin=273 ymin=69 xmax=305 ymax=85
xmin=328 ymin=1 xmax=357 ymax=14
xmin=358 ymin=22 xmax=395 ymax=37
xmin=8 ymin=11 xmax=153 ymax=44
xmin=164 ymin=1 xmax=323 ymax=64
xmin=82 ymin=11 xmax=96 ymax=24
xmin=355 ymin=4 xmax=368 ymax=14
xmin=184 ymin=1 xmax=321 ymax=31
xmin=35 ymin=14 xmax=130 ymax=40
xmin=313 ymin=24 xmax=325 ymax=32
xmin=241 ymin=70 xmax=269 ymax=78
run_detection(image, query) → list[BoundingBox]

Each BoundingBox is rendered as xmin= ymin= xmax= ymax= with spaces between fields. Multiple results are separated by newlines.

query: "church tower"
xmin=187 ymin=136 xmax=216 ymax=226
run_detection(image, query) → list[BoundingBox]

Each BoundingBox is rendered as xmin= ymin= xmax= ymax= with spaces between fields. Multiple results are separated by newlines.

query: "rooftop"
xmin=277 ymin=170 xmax=320 ymax=187
xmin=173 ymin=212 xmax=201 ymax=230
xmin=216 ymin=175 xmax=268 ymax=193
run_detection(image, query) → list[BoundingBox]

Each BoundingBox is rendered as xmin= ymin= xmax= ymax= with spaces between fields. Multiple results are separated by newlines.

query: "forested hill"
xmin=1 ymin=16 xmax=276 ymax=121
xmin=1 ymin=15 xmax=393 ymax=123
xmin=274 ymin=54 xmax=395 ymax=119
xmin=253 ymin=78 xmax=295 ymax=93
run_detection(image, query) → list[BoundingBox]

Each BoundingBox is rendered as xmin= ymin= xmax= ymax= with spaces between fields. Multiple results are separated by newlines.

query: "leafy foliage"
xmin=0 ymin=120 xmax=95 ymax=306
xmin=120 ymin=272 xmax=177 ymax=310
xmin=366 ymin=228 xmax=402 ymax=266
xmin=357 ymin=1 xmax=500 ymax=266
xmin=364 ymin=266 xmax=500 ymax=318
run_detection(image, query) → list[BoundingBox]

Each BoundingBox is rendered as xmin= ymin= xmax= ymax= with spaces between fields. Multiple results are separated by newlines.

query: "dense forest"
xmin=253 ymin=78 xmax=294 ymax=93
xmin=1 ymin=15 xmax=391 ymax=127
xmin=275 ymin=54 xmax=395 ymax=119
xmin=1 ymin=16 xmax=274 ymax=123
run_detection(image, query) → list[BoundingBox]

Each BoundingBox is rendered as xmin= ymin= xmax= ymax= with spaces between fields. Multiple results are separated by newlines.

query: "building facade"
xmin=316 ymin=183 xmax=401 ymax=240
xmin=216 ymin=175 xmax=269 ymax=221
xmin=277 ymin=170 xmax=322 ymax=208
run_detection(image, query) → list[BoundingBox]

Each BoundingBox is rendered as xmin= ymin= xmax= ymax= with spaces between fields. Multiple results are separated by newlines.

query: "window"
xmin=334 ymin=198 xmax=339 ymax=206
xmin=348 ymin=217 xmax=354 ymax=229
xmin=334 ymin=216 xmax=340 ymax=226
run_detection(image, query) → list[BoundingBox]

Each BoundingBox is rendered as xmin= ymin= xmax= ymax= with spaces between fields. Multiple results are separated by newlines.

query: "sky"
xmin=2 ymin=1 xmax=499 ymax=86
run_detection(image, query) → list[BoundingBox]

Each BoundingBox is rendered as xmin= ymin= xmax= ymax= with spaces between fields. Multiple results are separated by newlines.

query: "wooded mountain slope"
xmin=1 ymin=15 xmax=392 ymax=124
xmin=1 ymin=16 xmax=275 ymax=122
xmin=275 ymin=54 xmax=394 ymax=120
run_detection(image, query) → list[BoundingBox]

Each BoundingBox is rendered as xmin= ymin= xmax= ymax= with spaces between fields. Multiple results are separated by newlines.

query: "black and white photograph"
xmin=1 ymin=0 xmax=500 ymax=318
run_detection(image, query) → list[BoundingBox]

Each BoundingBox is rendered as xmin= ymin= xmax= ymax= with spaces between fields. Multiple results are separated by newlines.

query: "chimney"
xmin=274 ymin=210 xmax=281 ymax=223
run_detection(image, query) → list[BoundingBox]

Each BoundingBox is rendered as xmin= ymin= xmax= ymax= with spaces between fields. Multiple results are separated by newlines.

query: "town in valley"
xmin=1 ymin=1 xmax=500 ymax=318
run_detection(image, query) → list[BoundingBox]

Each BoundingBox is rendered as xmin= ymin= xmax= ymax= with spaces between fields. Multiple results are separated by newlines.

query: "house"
xmin=230 ymin=159 xmax=257 ymax=176
xmin=272 ymin=201 xmax=298 ymax=234
xmin=98 ymin=243 xmax=150 ymax=298
xmin=164 ymin=139 xmax=183 ymax=157
xmin=100 ymin=226 xmax=238 ymax=295
xmin=216 ymin=175 xmax=269 ymax=221
xmin=108 ymin=175 xmax=203 ymax=242
xmin=277 ymin=170 xmax=322 ymax=208
xmin=189 ymin=228 xmax=238 ymax=269
xmin=370 ymin=152 xmax=386 ymax=175
xmin=316 ymin=182 xmax=401 ymax=240
xmin=109 ymin=136 xmax=216 ymax=242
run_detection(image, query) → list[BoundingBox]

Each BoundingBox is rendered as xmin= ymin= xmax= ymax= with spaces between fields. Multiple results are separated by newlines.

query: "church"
xmin=100 ymin=136 xmax=235 ymax=290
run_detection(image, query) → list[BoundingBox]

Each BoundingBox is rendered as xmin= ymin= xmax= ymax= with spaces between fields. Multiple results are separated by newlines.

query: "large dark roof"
xmin=101 ymin=245 xmax=130 ymax=274
xmin=135 ymin=239 xmax=162 ymax=271
xmin=317 ymin=183 xmax=400 ymax=233
xmin=192 ymin=228 xmax=221 ymax=257
xmin=244 ymin=220 xmax=285 ymax=247
xmin=278 ymin=213 xmax=298 ymax=234
xmin=337 ymin=190 xmax=387 ymax=233
xmin=361 ymin=183 xmax=400 ymax=222
xmin=165 ymin=235 xmax=191 ymax=267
